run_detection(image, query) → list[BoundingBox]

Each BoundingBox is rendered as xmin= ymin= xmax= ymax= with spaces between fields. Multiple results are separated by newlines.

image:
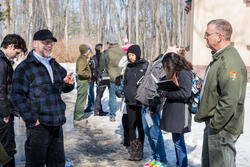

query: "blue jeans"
xmin=142 ymin=106 xmax=167 ymax=164
xmin=108 ymin=82 xmax=117 ymax=118
xmin=85 ymin=82 xmax=95 ymax=111
xmin=172 ymin=133 xmax=188 ymax=167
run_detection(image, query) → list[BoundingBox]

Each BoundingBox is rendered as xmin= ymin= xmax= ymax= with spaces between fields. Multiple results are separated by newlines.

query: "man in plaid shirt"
xmin=11 ymin=29 xmax=74 ymax=167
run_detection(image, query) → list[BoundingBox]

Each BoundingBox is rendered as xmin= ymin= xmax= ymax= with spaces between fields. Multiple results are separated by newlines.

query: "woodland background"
xmin=0 ymin=0 xmax=189 ymax=62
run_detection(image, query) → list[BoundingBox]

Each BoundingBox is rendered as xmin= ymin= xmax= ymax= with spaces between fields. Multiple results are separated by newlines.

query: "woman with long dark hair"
xmin=159 ymin=52 xmax=193 ymax=167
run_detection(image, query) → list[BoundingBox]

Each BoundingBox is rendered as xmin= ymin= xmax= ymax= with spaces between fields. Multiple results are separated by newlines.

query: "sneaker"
xmin=144 ymin=159 xmax=157 ymax=167
xmin=157 ymin=162 xmax=167 ymax=167
xmin=151 ymin=161 xmax=161 ymax=167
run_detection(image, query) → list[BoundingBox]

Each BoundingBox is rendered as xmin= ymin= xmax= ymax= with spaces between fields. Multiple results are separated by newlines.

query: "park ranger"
xmin=194 ymin=19 xmax=247 ymax=167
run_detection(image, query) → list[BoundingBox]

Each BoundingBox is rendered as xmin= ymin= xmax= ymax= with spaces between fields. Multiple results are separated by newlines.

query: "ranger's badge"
xmin=229 ymin=71 xmax=237 ymax=80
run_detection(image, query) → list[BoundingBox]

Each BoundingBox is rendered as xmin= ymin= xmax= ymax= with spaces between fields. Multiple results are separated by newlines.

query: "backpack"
xmin=115 ymin=59 xmax=148 ymax=98
xmin=188 ymin=72 xmax=203 ymax=114
xmin=135 ymin=55 xmax=166 ymax=108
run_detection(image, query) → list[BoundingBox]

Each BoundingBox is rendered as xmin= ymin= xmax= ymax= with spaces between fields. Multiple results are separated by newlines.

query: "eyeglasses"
xmin=40 ymin=40 xmax=55 ymax=46
xmin=204 ymin=32 xmax=219 ymax=37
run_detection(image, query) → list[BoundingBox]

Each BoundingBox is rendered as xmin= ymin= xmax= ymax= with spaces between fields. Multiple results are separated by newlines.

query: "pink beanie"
xmin=122 ymin=43 xmax=134 ymax=53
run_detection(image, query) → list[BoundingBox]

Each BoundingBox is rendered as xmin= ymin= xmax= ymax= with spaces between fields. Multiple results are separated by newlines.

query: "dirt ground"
xmin=62 ymin=90 xmax=147 ymax=167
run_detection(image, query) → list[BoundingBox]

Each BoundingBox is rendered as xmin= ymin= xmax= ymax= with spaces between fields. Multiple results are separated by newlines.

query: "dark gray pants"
xmin=202 ymin=122 xmax=239 ymax=167
xmin=25 ymin=124 xmax=65 ymax=167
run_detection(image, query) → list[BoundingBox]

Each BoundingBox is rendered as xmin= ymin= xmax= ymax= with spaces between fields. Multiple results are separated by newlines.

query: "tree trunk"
xmin=9 ymin=0 xmax=15 ymax=33
xmin=2 ymin=0 xmax=10 ymax=36
xmin=155 ymin=0 xmax=160 ymax=57
xmin=27 ymin=0 xmax=33 ymax=50
xmin=128 ymin=0 xmax=135 ymax=42
xmin=171 ymin=0 xmax=178 ymax=45
xmin=80 ymin=0 xmax=86 ymax=40
xmin=135 ymin=0 xmax=139 ymax=44
xmin=64 ymin=0 xmax=69 ymax=47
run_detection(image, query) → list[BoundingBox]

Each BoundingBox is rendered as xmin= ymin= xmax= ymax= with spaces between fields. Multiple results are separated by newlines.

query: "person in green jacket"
xmin=74 ymin=44 xmax=92 ymax=121
xmin=194 ymin=19 xmax=247 ymax=167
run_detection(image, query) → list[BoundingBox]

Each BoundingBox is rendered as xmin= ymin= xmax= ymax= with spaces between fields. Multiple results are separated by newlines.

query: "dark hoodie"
xmin=124 ymin=45 xmax=148 ymax=105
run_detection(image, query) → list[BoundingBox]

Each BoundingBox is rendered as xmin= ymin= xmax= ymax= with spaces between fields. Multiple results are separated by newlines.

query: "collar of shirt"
xmin=33 ymin=51 xmax=52 ymax=64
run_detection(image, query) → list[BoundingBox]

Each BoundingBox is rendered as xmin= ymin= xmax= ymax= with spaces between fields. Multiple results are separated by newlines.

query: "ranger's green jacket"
xmin=76 ymin=54 xmax=92 ymax=81
xmin=194 ymin=43 xmax=247 ymax=135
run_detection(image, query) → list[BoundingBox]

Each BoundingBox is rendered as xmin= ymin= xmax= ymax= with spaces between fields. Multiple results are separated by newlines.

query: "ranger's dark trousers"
xmin=25 ymin=124 xmax=65 ymax=167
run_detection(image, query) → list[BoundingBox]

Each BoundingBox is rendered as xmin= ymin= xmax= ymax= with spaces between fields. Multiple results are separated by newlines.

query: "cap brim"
xmin=44 ymin=35 xmax=57 ymax=42
xmin=51 ymin=37 xmax=57 ymax=42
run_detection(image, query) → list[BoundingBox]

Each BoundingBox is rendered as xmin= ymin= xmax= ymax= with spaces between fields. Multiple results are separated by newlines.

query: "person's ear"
xmin=217 ymin=33 xmax=224 ymax=42
xmin=33 ymin=41 xmax=38 ymax=48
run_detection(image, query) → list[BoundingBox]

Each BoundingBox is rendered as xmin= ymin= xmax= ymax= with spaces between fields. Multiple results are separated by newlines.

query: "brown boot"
xmin=134 ymin=140 xmax=144 ymax=161
xmin=128 ymin=140 xmax=137 ymax=161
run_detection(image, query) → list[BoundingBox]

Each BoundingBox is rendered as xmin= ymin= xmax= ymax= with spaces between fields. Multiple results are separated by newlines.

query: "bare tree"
xmin=2 ymin=0 xmax=10 ymax=36
xmin=64 ymin=0 xmax=69 ymax=45
xmin=135 ymin=0 xmax=139 ymax=44
xmin=128 ymin=0 xmax=135 ymax=42
xmin=27 ymin=0 xmax=34 ymax=49
xmin=41 ymin=0 xmax=52 ymax=30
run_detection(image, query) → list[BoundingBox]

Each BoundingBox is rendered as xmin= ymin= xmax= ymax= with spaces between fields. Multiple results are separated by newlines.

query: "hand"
xmin=64 ymin=72 xmax=74 ymax=84
xmin=157 ymin=88 xmax=168 ymax=97
xmin=34 ymin=120 xmax=40 ymax=127
xmin=3 ymin=116 xmax=10 ymax=123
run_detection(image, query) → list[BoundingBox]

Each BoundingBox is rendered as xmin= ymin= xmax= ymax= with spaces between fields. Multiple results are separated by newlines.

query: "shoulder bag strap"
xmin=103 ymin=51 xmax=106 ymax=70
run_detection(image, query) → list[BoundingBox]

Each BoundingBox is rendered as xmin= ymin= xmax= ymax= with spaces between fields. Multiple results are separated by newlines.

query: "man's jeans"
xmin=202 ymin=122 xmax=239 ymax=167
xmin=172 ymin=133 xmax=188 ymax=167
xmin=85 ymin=82 xmax=95 ymax=111
xmin=108 ymin=82 xmax=117 ymax=118
xmin=141 ymin=106 xmax=167 ymax=163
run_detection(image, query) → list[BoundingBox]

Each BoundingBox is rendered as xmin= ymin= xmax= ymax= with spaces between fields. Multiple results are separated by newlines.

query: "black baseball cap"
xmin=33 ymin=29 xmax=57 ymax=42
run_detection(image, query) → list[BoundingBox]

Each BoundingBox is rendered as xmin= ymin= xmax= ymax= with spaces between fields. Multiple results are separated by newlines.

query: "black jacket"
xmin=0 ymin=50 xmax=14 ymax=118
xmin=160 ymin=69 xmax=193 ymax=133
xmin=124 ymin=58 xmax=148 ymax=105
xmin=89 ymin=52 xmax=101 ymax=81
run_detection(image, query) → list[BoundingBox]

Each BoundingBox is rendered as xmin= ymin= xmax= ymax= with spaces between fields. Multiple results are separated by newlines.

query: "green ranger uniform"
xmin=74 ymin=48 xmax=92 ymax=121
xmin=194 ymin=43 xmax=247 ymax=167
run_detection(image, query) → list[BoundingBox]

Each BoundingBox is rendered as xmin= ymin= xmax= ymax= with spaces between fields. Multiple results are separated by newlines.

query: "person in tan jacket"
xmin=74 ymin=44 xmax=92 ymax=121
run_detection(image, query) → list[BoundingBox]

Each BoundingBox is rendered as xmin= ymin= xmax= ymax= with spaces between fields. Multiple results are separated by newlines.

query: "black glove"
xmin=148 ymin=96 xmax=161 ymax=113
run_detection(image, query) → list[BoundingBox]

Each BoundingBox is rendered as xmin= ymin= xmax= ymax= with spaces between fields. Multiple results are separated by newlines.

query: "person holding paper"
xmin=159 ymin=52 xmax=193 ymax=167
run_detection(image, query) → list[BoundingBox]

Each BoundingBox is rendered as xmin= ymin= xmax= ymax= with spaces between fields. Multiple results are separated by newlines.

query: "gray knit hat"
xmin=107 ymin=34 xmax=118 ymax=44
